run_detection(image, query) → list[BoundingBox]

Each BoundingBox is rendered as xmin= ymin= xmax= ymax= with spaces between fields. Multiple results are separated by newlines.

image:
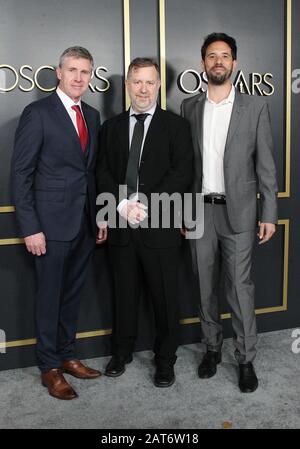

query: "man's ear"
xmin=56 ymin=67 xmax=61 ymax=80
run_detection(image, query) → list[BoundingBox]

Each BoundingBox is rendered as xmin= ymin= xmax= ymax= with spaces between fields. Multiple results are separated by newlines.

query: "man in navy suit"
xmin=11 ymin=47 xmax=104 ymax=400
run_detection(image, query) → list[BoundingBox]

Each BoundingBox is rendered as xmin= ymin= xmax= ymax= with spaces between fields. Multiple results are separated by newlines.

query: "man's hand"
xmin=120 ymin=200 xmax=147 ymax=225
xmin=24 ymin=232 xmax=46 ymax=256
xmin=257 ymin=222 xmax=276 ymax=244
xmin=96 ymin=222 xmax=108 ymax=244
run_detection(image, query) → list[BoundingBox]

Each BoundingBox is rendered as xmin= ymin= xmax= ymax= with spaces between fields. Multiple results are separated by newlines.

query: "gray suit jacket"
xmin=181 ymin=90 xmax=278 ymax=233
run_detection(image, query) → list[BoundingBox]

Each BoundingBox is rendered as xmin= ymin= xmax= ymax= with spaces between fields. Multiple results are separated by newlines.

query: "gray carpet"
xmin=0 ymin=328 xmax=299 ymax=429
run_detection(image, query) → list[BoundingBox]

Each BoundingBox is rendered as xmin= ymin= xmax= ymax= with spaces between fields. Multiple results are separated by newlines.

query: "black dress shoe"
xmin=238 ymin=362 xmax=258 ymax=393
xmin=198 ymin=350 xmax=222 ymax=379
xmin=105 ymin=355 xmax=133 ymax=377
xmin=154 ymin=365 xmax=175 ymax=388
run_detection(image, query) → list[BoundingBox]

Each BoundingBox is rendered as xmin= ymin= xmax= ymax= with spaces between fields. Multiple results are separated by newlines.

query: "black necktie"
xmin=125 ymin=113 xmax=149 ymax=196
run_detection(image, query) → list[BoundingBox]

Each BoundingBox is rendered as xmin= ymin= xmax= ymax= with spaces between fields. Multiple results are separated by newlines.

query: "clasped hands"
xmin=119 ymin=200 xmax=147 ymax=225
xmin=96 ymin=200 xmax=147 ymax=245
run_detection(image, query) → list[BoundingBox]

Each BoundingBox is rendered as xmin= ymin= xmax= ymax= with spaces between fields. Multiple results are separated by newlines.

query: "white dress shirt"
xmin=56 ymin=87 xmax=86 ymax=136
xmin=202 ymin=84 xmax=235 ymax=195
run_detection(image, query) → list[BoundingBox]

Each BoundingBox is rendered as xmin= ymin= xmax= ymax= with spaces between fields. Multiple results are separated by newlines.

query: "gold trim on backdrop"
xmin=0 ymin=338 xmax=36 ymax=349
xmin=2 ymin=220 xmax=289 ymax=348
xmin=0 ymin=238 xmax=23 ymax=246
xmin=0 ymin=329 xmax=112 ymax=350
xmin=279 ymin=0 xmax=292 ymax=198
xmin=159 ymin=0 xmax=167 ymax=110
xmin=281 ymin=218 xmax=289 ymax=311
xmin=180 ymin=219 xmax=289 ymax=325
xmin=0 ymin=206 xmax=15 ymax=213
xmin=76 ymin=329 xmax=112 ymax=339
xmin=123 ymin=0 xmax=131 ymax=110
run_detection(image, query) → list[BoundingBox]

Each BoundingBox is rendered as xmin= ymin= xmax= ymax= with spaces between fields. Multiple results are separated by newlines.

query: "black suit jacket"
xmin=12 ymin=92 xmax=101 ymax=240
xmin=96 ymin=106 xmax=194 ymax=248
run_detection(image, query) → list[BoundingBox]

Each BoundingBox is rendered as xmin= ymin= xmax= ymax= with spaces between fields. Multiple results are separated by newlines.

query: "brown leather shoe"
xmin=41 ymin=369 xmax=77 ymax=400
xmin=61 ymin=359 xmax=101 ymax=379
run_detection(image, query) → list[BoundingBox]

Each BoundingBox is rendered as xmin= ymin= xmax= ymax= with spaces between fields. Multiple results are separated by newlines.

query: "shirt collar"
xmin=129 ymin=103 xmax=157 ymax=118
xmin=206 ymin=84 xmax=235 ymax=105
xmin=56 ymin=87 xmax=82 ymax=110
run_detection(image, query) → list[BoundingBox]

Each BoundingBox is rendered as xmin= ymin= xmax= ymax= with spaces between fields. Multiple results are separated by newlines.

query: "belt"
xmin=204 ymin=194 xmax=226 ymax=204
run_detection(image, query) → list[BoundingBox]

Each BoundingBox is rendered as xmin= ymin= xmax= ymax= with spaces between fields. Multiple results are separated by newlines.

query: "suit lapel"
xmin=141 ymin=106 xmax=164 ymax=162
xmin=194 ymin=95 xmax=206 ymax=157
xmin=225 ymin=90 xmax=245 ymax=151
xmin=117 ymin=110 xmax=130 ymax=159
xmin=81 ymin=102 xmax=95 ymax=166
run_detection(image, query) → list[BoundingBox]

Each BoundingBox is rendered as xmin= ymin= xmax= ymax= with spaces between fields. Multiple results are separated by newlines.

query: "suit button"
xmin=140 ymin=183 xmax=144 ymax=187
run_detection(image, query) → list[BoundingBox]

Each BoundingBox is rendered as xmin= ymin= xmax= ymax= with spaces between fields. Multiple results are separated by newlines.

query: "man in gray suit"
xmin=181 ymin=33 xmax=278 ymax=392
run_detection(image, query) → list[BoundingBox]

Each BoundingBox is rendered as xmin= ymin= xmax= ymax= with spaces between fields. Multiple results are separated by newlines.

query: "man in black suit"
xmin=11 ymin=46 xmax=103 ymax=400
xmin=97 ymin=58 xmax=193 ymax=387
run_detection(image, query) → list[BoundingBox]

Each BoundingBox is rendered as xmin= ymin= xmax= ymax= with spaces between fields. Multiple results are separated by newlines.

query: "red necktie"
xmin=72 ymin=105 xmax=88 ymax=152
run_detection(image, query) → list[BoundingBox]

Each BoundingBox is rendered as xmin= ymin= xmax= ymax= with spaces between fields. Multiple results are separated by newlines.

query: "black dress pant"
xmin=35 ymin=212 xmax=94 ymax=373
xmin=109 ymin=229 xmax=180 ymax=366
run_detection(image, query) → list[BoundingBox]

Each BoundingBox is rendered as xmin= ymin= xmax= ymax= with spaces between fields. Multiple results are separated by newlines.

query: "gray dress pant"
xmin=190 ymin=202 xmax=257 ymax=364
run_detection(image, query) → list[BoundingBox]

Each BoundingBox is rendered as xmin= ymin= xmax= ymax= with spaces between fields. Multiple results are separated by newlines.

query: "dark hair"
xmin=201 ymin=33 xmax=237 ymax=60
xmin=127 ymin=57 xmax=160 ymax=79
xmin=59 ymin=46 xmax=94 ymax=68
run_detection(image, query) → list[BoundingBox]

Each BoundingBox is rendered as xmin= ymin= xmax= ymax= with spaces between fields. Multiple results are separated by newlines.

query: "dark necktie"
xmin=125 ymin=113 xmax=149 ymax=196
xmin=72 ymin=105 xmax=88 ymax=153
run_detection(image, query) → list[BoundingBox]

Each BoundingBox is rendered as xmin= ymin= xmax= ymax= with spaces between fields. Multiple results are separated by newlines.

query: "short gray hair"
xmin=59 ymin=46 xmax=94 ymax=68
xmin=127 ymin=57 xmax=160 ymax=79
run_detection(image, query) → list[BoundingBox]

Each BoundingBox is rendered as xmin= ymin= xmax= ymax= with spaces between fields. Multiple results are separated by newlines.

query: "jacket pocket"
xmin=35 ymin=189 xmax=65 ymax=202
xmin=242 ymin=180 xmax=257 ymax=194
xmin=34 ymin=177 xmax=66 ymax=191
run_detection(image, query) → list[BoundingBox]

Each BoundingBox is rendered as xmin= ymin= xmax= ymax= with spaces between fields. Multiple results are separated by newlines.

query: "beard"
xmin=206 ymin=65 xmax=233 ymax=85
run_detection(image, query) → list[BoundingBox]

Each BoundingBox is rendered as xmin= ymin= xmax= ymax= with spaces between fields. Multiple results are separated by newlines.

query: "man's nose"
xmin=74 ymin=72 xmax=82 ymax=82
xmin=215 ymin=56 xmax=223 ymax=64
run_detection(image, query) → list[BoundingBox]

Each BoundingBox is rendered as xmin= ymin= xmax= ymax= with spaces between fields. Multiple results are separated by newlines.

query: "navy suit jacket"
xmin=12 ymin=92 xmax=101 ymax=240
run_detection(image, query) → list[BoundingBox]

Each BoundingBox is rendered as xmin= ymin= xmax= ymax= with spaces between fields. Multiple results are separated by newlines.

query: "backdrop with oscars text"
xmin=0 ymin=0 xmax=299 ymax=370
